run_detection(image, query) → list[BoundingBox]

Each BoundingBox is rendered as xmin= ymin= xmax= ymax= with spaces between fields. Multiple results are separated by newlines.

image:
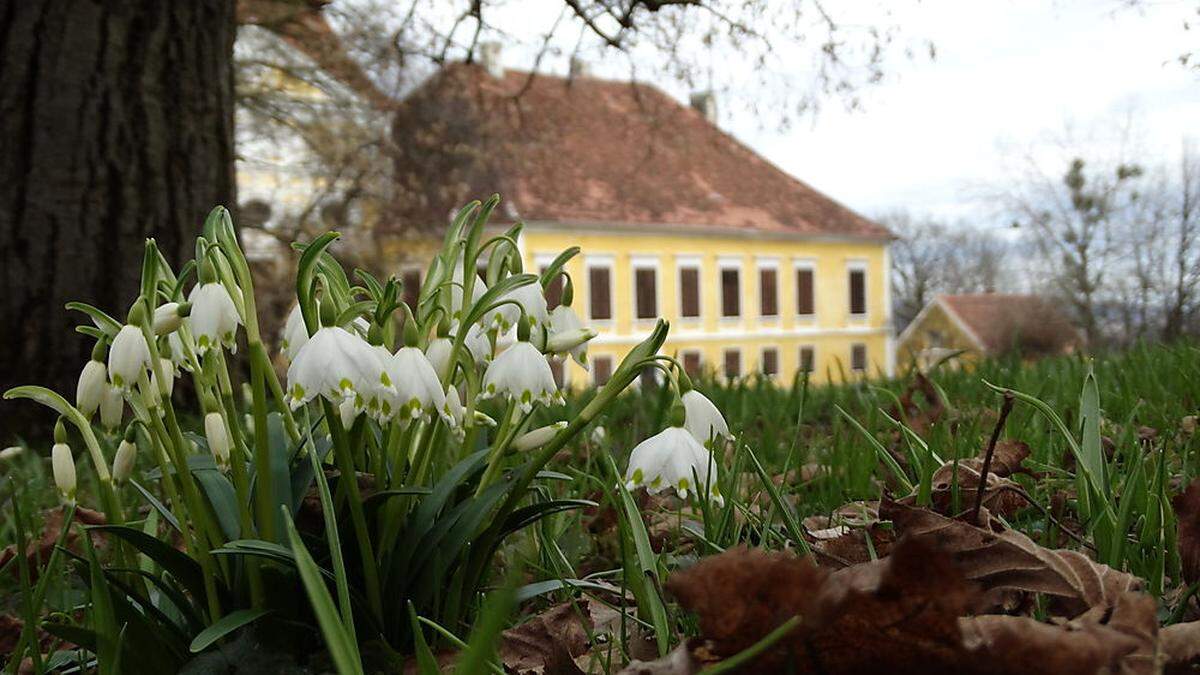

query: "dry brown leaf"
xmin=1161 ymin=620 xmax=1200 ymax=673
xmin=915 ymin=439 xmax=1032 ymax=518
xmin=883 ymin=498 xmax=1142 ymax=618
xmin=499 ymin=601 xmax=597 ymax=675
xmin=1171 ymin=479 xmax=1200 ymax=585
xmin=0 ymin=506 xmax=106 ymax=583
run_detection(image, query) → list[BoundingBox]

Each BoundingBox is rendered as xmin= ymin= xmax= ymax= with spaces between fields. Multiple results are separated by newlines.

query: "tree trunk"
xmin=0 ymin=0 xmax=236 ymax=437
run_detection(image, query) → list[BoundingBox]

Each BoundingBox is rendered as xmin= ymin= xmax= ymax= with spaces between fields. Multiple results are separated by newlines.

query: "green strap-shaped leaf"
xmin=284 ymin=511 xmax=364 ymax=675
xmin=189 ymin=608 xmax=272 ymax=653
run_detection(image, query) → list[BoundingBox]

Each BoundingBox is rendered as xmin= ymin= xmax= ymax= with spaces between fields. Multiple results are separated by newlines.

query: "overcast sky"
xmin=480 ymin=1 xmax=1200 ymax=225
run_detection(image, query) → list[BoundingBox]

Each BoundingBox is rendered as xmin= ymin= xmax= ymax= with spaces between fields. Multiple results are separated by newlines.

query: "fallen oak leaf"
xmin=1161 ymin=620 xmax=1200 ymax=674
xmin=883 ymin=498 xmax=1143 ymax=618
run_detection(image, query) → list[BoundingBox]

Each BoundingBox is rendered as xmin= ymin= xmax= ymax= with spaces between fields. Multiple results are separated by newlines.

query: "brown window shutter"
xmin=592 ymin=356 xmax=613 ymax=385
xmin=679 ymin=268 xmax=700 ymax=318
xmin=851 ymin=343 xmax=867 ymax=371
xmin=796 ymin=269 xmax=814 ymax=315
xmin=849 ymin=269 xmax=866 ymax=315
xmin=683 ymin=351 xmax=702 ymax=377
xmin=759 ymin=268 xmax=778 ymax=316
xmin=721 ymin=268 xmax=740 ymax=317
xmin=761 ymin=348 xmax=778 ymax=375
xmin=542 ymin=267 xmax=564 ymax=310
xmin=402 ymin=269 xmax=421 ymax=311
xmin=589 ymin=267 xmax=611 ymax=320
xmin=723 ymin=349 xmax=741 ymax=378
xmin=635 ymin=268 xmax=657 ymax=319
xmin=800 ymin=346 xmax=815 ymax=373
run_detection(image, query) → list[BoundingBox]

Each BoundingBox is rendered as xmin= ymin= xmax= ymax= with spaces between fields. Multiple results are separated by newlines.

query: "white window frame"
xmin=722 ymin=347 xmax=742 ymax=379
xmin=793 ymin=258 xmax=817 ymax=321
xmin=585 ymin=255 xmax=615 ymax=325
xmin=760 ymin=345 xmax=780 ymax=378
xmin=675 ymin=255 xmax=703 ymax=323
xmin=846 ymin=260 xmax=869 ymax=320
xmin=630 ymin=254 xmax=660 ymax=323
xmin=798 ymin=344 xmax=817 ymax=375
xmin=591 ymin=354 xmax=614 ymax=386
xmin=756 ymin=256 xmax=780 ymax=320
xmin=718 ymin=256 xmax=743 ymax=322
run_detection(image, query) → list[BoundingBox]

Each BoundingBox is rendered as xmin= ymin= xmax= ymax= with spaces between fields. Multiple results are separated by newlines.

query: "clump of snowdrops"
xmin=4 ymin=196 xmax=730 ymax=671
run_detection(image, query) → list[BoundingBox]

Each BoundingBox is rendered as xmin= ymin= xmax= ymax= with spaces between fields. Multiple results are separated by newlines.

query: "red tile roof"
xmin=388 ymin=64 xmax=891 ymax=240
xmin=940 ymin=294 xmax=1084 ymax=355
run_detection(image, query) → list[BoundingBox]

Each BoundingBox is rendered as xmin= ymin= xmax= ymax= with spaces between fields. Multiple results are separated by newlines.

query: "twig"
xmin=972 ymin=392 xmax=1015 ymax=524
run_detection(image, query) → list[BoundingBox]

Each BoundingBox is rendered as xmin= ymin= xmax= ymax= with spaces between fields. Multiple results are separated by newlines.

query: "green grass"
xmin=3 ymin=341 xmax=1198 ymax=671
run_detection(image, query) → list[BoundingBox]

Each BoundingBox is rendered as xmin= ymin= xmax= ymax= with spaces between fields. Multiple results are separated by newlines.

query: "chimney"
xmin=479 ymin=42 xmax=504 ymax=79
xmin=569 ymin=56 xmax=590 ymax=79
xmin=690 ymin=91 xmax=717 ymax=124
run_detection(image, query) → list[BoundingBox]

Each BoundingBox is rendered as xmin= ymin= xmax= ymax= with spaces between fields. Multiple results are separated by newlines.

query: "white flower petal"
xmin=623 ymin=426 xmax=723 ymax=504
xmin=76 ymin=360 xmax=108 ymax=416
xmin=108 ymin=325 xmax=151 ymax=389
xmin=188 ymin=283 xmax=241 ymax=354
xmin=481 ymin=341 xmax=560 ymax=412
xmin=682 ymin=390 xmax=730 ymax=446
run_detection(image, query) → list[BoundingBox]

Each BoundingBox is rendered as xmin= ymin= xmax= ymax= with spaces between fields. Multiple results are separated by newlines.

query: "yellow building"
xmin=388 ymin=59 xmax=895 ymax=386
xmin=895 ymin=294 xmax=1083 ymax=373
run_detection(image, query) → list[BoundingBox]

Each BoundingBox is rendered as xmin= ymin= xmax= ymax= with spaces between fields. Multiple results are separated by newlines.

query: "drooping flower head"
xmin=77 ymin=356 xmax=108 ymax=417
xmin=112 ymin=438 xmax=138 ymax=484
xmin=681 ymin=389 xmax=730 ymax=447
xmin=188 ymin=279 xmax=242 ymax=355
xmin=485 ymin=282 xmax=549 ymax=333
xmin=287 ymin=324 xmax=391 ymax=411
xmin=204 ymin=411 xmax=231 ymax=471
xmin=382 ymin=346 xmax=446 ymax=422
xmin=548 ymin=304 xmax=593 ymax=366
xmin=108 ymin=312 xmax=151 ymax=389
xmin=52 ymin=442 xmax=76 ymax=504
xmin=152 ymin=302 xmax=189 ymax=336
xmin=481 ymin=323 xmax=562 ymax=413
xmin=623 ymin=425 xmax=723 ymax=504
xmin=281 ymin=304 xmax=310 ymax=361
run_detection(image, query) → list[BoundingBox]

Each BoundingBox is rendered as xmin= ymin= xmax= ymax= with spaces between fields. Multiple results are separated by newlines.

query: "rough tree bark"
xmin=0 ymin=0 xmax=236 ymax=436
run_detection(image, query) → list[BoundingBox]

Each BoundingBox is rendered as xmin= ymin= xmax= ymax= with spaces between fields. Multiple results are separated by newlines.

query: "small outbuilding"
xmin=895 ymin=294 xmax=1084 ymax=371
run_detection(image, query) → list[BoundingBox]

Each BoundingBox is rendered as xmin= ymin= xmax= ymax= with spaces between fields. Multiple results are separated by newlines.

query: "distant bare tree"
xmin=883 ymin=211 xmax=1012 ymax=330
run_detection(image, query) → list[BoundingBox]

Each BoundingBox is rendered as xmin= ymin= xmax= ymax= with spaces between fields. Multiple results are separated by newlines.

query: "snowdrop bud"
xmin=0 ymin=446 xmax=24 ymax=462
xmin=189 ymin=281 xmax=241 ymax=354
xmin=112 ymin=439 xmax=137 ymax=484
xmin=204 ymin=412 xmax=230 ymax=471
xmin=590 ymin=426 xmax=607 ymax=445
xmin=681 ymin=390 xmax=730 ymax=447
xmin=100 ymin=385 xmax=124 ymax=431
xmin=51 ymin=443 xmax=77 ymax=503
xmin=152 ymin=302 xmax=189 ymax=335
xmin=151 ymin=357 xmax=175 ymax=397
xmin=546 ymin=328 xmax=597 ymax=355
xmin=425 ymin=337 xmax=453 ymax=379
xmin=108 ymin=324 xmax=151 ymax=389
xmin=76 ymin=359 xmax=108 ymax=417
xmin=512 ymin=422 xmax=567 ymax=452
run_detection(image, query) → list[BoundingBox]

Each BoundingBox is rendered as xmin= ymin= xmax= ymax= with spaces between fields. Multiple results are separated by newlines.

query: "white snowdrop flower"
xmin=441 ymin=387 xmax=466 ymax=437
xmin=682 ymin=390 xmax=730 ymax=447
xmin=51 ymin=443 xmax=76 ymax=503
xmin=425 ymin=336 xmax=453 ymax=378
xmin=188 ymin=282 xmax=241 ymax=354
xmin=486 ymin=283 xmax=549 ymax=332
xmin=166 ymin=332 xmax=192 ymax=372
xmin=494 ymin=325 xmax=518 ymax=356
xmin=150 ymin=357 xmax=176 ymax=398
xmin=548 ymin=305 xmax=592 ymax=365
xmin=286 ymin=326 xmax=392 ymax=410
xmin=384 ymin=347 xmax=446 ymax=422
xmin=590 ymin=425 xmax=607 ymax=445
xmin=0 ymin=446 xmax=24 ymax=462
xmin=481 ymin=340 xmax=562 ymax=413
xmin=338 ymin=396 xmax=359 ymax=428
xmin=152 ymin=302 xmax=185 ymax=335
xmin=108 ymin=325 xmax=151 ymax=389
xmin=204 ymin=412 xmax=231 ymax=471
xmin=76 ymin=359 xmax=108 ymax=417
xmin=112 ymin=440 xmax=137 ymax=484
xmin=99 ymin=385 xmax=124 ymax=430
xmin=450 ymin=259 xmax=487 ymax=318
xmin=624 ymin=426 xmax=723 ymax=504
xmin=464 ymin=322 xmax=493 ymax=364
xmin=546 ymin=328 xmax=596 ymax=360
xmin=281 ymin=304 xmax=310 ymax=361
xmin=512 ymin=421 xmax=567 ymax=452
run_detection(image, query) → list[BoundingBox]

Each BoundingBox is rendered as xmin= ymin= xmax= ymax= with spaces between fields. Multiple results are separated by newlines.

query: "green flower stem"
xmin=146 ymin=413 xmax=224 ymax=622
xmin=249 ymin=342 xmax=277 ymax=542
xmin=475 ymin=401 xmax=521 ymax=496
xmin=213 ymin=350 xmax=255 ymax=533
xmin=321 ymin=398 xmax=384 ymax=624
